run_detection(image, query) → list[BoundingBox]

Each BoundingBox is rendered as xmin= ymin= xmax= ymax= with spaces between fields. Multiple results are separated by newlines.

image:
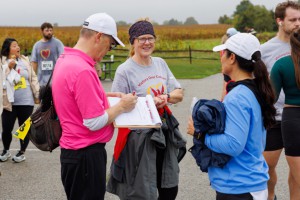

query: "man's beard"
xmin=284 ymin=27 xmax=300 ymax=36
xmin=43 ymin=34 xmax=53 ymax=40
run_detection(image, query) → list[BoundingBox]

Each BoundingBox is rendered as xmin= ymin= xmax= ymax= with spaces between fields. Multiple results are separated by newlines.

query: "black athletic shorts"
xmin=265 ymin=121 xmax=283 ymax=151
xmin=282 ymin=107 xmax=300 ymax=156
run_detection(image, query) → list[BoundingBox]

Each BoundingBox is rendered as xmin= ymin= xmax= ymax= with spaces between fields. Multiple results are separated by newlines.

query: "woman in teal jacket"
xmin=208 ymin=33 xmax=276 ymax=200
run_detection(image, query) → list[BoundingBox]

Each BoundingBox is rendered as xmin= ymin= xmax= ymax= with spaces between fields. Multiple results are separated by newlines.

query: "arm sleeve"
xmin=24 ymin=56 xmax=40 ymax=99
xmin=163 ymin=59 xmax=181 ymax=90
xmin=205 ymin=96 xmax=250 ymax=156
xmin=270 ymin=62 xmax=283 ymax=100
xmin=57 ymin=40 xmax=64 ymax=55
xmin=83 ymin=112 xmax=108 ymax=131
xmin=30 ymin=44 xmax=37 ymax=62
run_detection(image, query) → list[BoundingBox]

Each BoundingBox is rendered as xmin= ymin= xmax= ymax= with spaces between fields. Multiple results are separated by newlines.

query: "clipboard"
xmin=108 ymin=95 xmax=162 ymax=128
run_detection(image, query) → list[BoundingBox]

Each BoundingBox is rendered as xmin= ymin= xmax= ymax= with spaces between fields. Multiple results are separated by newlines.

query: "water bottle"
xmin=190 ymin=97 xmax=199 ymax=114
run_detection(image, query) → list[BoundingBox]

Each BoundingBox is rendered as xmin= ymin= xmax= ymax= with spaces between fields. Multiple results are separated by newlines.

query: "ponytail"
xmin=252 ymin=51 xmax=276 ymax=129
xmin=227 ymin=50 xmax=276 ymax=129
xmin=129 ymin=45 xmax=135 ymax=57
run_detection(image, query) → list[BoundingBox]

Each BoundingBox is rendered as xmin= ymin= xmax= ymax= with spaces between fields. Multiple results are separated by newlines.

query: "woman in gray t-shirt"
xmin=0 ymin=38 xmax=40 ymax=163
xmin=109 ymin=20 xmax=184 ymax=200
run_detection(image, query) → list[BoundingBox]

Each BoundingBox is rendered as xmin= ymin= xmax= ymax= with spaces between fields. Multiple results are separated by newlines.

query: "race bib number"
xmin=14 ymin=77 xmax=27 ymax=90
xmin=14 ymin=117 xmax=31 ymax=140
xmin=41 ymin=61 xmax=53 ymax=70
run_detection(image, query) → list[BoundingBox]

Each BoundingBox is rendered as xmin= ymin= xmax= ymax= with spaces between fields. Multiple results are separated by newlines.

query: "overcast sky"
xmin=0 ymin=0 xmax=285 ymax=26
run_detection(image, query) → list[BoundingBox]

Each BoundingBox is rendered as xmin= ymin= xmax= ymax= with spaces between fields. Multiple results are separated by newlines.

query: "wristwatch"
xmin=167 ymin=93 xmax=170 ymax=101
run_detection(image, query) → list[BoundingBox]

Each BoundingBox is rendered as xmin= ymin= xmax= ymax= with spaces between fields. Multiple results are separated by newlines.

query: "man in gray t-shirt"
xmin=261 ymin=37 xmax=290 ymax=121
xmin=31 ymin=22 xmax=64 ymax=86
xmin=261 ymin=2 xmax=300 ymax=200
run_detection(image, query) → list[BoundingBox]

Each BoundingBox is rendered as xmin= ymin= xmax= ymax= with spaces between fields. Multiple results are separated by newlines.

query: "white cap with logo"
xmin=83 ymin=13 xmax=125 ymax=47
xmin=213 ymin=33 xmax=260 ymax=60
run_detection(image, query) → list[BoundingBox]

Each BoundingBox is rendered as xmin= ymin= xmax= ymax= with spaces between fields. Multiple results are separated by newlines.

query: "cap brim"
xmin=112 ymin=35 xmax=125 ymax=47
xmin=213 ymin=44 xmax=226 ymax=52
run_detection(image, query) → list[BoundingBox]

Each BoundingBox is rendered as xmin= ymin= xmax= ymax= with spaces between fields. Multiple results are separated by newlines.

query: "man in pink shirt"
xmin=52 ymin=13 xmax=137 ymax=200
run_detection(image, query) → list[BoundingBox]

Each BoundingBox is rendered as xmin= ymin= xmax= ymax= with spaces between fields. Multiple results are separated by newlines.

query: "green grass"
xmin=179 ymin=38 xmax=221 ymax=50
xmin=165 ymin=58 xmax=220 ymax=79
xmin=99 ymin=54 xmax=221 ymax=80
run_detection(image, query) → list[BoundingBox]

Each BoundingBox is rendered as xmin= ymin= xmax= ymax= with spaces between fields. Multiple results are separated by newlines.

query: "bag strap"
xmin=45 ymin=70 xmax=54 ymax=90
xmin=41 ymin=70 xmax=54 ymax=100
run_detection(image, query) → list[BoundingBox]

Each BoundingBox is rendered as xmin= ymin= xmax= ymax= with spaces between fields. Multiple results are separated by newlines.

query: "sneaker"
xmin=0 ymin=150 xmax=11 ymax=162
xmin=12 ymin=151 xmax=26 ymax=163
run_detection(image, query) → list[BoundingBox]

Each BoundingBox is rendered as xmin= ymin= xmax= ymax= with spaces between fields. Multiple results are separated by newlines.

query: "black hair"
xmin=226 ymin=50 xmax=276 ymax=129
xmin=1 ymin=38 xmax=17 ymax=57
xmin=41 ymin=22 xmax=53 ymax=31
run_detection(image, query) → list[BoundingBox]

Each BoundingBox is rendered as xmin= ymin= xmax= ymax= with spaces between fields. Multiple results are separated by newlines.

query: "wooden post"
xmin=189 ymin=46 xmax=192 ymax=64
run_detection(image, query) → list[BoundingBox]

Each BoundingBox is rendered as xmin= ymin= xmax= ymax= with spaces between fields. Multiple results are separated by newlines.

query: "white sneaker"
xmin=12 ymin=151 xmax=26 ymax=163
xmin=0 ymin=151 xmax=11 ymax=162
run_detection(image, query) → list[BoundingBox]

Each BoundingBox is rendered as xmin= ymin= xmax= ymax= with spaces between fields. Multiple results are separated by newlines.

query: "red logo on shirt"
xmin=40 ymin=49 xmax=50 ymax=59
xmin=148 ymin=83 xmax=165 ymax=96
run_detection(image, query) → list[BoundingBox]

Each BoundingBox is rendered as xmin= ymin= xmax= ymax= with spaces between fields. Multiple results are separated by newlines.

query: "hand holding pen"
xmin=119 ymin=92 xmax=138 ymax=113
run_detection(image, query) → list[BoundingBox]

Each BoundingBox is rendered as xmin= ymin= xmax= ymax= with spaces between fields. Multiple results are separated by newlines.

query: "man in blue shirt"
xmin=31 ymin=22 xmax=64 ymax=86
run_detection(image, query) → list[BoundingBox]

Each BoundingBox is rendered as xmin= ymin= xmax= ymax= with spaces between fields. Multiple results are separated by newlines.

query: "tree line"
xmin=218 ymin=0 xmax=289 ymax=32
xmin=117 ymin=0 xmax=300 ymax=31
xmin=116 ymin=17 xmax=199 ymax=26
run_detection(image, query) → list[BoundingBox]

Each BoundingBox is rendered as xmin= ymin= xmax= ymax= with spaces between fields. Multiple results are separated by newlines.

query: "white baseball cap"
xmin=83 ymin=13 xmax=125 ymax=47
xmin=213 ymin=33 xmax=260 ymax=60
xmin=226 ymin=27 xmax=239 ymax=37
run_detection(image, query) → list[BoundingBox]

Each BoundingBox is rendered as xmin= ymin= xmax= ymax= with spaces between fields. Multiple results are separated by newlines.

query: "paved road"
xmin=0 ymin=74 xmax=289 ymax=200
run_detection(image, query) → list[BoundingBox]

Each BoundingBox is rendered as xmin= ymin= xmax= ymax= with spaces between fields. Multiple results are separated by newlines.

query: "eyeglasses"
xmin=109 ymin=43 xmax=117 ymax=51
xmin=103 ymin=33 xmax=117 ymax=51
xmin=136 ymin=37 xmax=156 ymax=44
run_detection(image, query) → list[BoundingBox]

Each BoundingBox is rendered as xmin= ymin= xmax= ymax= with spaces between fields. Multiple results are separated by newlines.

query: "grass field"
xmin=166 ymin=58 xmax=221 ymax=79
xmin=101 ymin=46 xmax=221 ymax=80
xmin=99 ymin=56 xmax=221 ymax=80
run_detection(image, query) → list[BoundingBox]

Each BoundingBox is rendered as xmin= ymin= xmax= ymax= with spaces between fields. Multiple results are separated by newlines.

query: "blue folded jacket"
xmin=189 ymin=99 xmax=231 ymax=172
